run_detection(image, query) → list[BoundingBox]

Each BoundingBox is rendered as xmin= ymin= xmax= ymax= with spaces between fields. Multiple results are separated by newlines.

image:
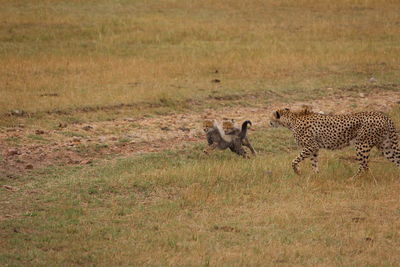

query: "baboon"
xmin=203 ymin=120 xmax=254 ymax=158
xmin=222 ymin=120 xmax=257 ymax=155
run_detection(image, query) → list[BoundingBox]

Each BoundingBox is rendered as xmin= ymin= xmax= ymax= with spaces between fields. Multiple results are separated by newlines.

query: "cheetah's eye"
xmin=274 ymin=111 xmax=281 ymax=119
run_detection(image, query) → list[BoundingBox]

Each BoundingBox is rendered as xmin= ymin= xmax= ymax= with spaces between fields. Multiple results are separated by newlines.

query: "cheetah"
xmin=269 ymin=106 xmax=400 ymax=178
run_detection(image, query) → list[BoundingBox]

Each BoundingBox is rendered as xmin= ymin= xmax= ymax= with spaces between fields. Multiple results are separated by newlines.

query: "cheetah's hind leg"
xmin=353 ymin=143 xmax=372 ymax=174
xmin=351 ymin=142 xmax=378 ymax=183
xmin=378 ymin=136 xmax=400 ymax=167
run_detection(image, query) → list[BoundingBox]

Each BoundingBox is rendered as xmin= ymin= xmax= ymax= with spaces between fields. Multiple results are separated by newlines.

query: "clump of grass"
xmin=59 ymin=131 xmax=87 ymax=138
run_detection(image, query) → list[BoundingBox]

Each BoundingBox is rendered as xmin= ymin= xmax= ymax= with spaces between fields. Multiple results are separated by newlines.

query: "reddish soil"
xmin=1 ymin=89 xmax=400 ymax=178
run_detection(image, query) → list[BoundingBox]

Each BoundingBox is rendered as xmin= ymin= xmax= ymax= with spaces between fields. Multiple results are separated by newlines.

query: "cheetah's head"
xmin=269 ymin=108 xmax=291 ymax=128
xmin=203 ymin=120 xmax=214 ymax=133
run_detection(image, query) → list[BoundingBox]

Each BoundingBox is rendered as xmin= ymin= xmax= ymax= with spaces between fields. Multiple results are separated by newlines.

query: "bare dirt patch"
xmin=1 ymin=89 xmax=400 ymax=178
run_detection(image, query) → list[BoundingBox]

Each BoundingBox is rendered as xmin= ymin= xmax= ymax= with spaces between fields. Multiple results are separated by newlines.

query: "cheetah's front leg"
xmin=203 ymin=143 xmax=218 ymax=155
xmin=292 ymin=147 xmax=318 ymax=175
xmin=310 ymin=152 xmax=319 ymax=173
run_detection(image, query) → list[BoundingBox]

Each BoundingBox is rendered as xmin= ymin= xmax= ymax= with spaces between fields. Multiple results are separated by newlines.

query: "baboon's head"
xmin=203 ymin=120 xmax=214 ymax=132
xmin=269 ymin=108 xmax=291 ymax=128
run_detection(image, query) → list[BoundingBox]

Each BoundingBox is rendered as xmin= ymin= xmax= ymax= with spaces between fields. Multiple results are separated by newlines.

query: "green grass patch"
xmin=2 ymin=124 xmax=400 ymax=265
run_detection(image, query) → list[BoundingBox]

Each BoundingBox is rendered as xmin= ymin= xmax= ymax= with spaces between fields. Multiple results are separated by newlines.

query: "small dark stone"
xmin=178 ymin=127 xmax=190 ymax=132
xmin=40 ymin=93 xmax=59 ymax=97
xmin=6 ymin=149 xmax=19 ymax=156
xmin=211 ymin=79 xmax=221 ymax=83
xmin=82 ymin=125 xmax=93 ymax=131
xmin=9 ymin=110 xmax=28 ymax=117
xmin=25 ymin=164 xmax=34 ymax=170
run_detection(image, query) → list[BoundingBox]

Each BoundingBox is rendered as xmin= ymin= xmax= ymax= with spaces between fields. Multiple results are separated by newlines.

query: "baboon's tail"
xmin=239 ymin=120 xmax=252 ymax=139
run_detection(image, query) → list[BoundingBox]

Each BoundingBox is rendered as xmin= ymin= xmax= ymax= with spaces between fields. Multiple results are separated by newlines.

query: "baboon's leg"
xmin=203 ymin=143 xmax=218 ymax=155
xmin=242 ymin=138 xmax=257 ymax=155
xmin=232 ymin=140 xmax=248 ymax=158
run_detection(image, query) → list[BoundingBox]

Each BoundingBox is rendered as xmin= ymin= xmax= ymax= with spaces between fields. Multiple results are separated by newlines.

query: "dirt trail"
xmin=1 ymin=89 xmax=400 ymax=178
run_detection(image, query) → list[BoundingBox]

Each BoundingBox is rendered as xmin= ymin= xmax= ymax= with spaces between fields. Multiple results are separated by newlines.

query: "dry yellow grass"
xmin=1 ymin=145 xmax=400 ymax=265
xmin=1 ymin=0 xmax=399 ymax=114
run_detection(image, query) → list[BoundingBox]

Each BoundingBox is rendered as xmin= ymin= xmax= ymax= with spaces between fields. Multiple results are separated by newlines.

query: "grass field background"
xmin=2 ymin=118 xmax=400 ymax=265
xmin=1 ymin=0 xmax=400 ymax=266
xmin=1 ymin=0 xmax=399 ymax=115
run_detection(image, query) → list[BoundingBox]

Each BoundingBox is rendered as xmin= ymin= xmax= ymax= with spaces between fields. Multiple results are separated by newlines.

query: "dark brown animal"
xmin=203 ymin=120 xmax=253 ymax=158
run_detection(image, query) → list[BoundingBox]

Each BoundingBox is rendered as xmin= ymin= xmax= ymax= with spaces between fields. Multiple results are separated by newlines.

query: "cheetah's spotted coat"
xmin=270 ymin=107 xmax=400 ymax=177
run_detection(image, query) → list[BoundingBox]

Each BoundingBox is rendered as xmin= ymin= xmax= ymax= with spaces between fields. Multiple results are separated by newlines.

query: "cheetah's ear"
xmin=273 ymin=111 xmax=281 ymax=119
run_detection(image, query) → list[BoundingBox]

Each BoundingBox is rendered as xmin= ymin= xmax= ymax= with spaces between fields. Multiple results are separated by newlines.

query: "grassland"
xmin=1 ymin=0 xmax=400 ymax=266
xmin=1 ymin=0 xmax=400 ymax=119
xmin=1 ymin=119 xmax=400 ymax=265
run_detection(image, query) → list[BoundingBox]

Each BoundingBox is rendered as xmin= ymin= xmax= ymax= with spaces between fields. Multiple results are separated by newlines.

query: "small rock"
xmin=6 ymin=174 xmax=18 ymax=179
xmin=35 ymin=129 xmax=45 ymax=135
xmin=39 ymin=93 xmax=59 ymax=97
xmin=2 ymin=185 xmax=18 ymax=191
xmin=98 ymin=136 xmax=107 ymax=142
xmin=161 ymin=127 xmax=171 ymax=131
xmin=359 ymin=93 xmax=365 ymax=98
xmin=68 ymin=159 xmax=80 ymax=164
xmin=178 ymin=127 xmax=190 ymax=132
xmin=58 ymin=123 xmax=67 ymax=128
xmin=80 ymin=160 xmax=92 ymax=165
xmin=369 ymin=77 xmax=377 ymax=83
xmin=72 ymin=137 xmax=81 ymax=142
xmin=82 ymin=125 xmax=93 ymax=131
xmin=25 ymin=164 xmax=34 ymax=170
xmin=110 ymin=136 xmax=118 ymax=141
xmin=211 ymin=79 xmax=221 ymax=83
xmin=264 ymin=170 xmax=273 ymax=176
xmin=6 ymin=149 xmax=20 ymax=156
xmin=10 ymin=110 xmax=27 ymax=117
